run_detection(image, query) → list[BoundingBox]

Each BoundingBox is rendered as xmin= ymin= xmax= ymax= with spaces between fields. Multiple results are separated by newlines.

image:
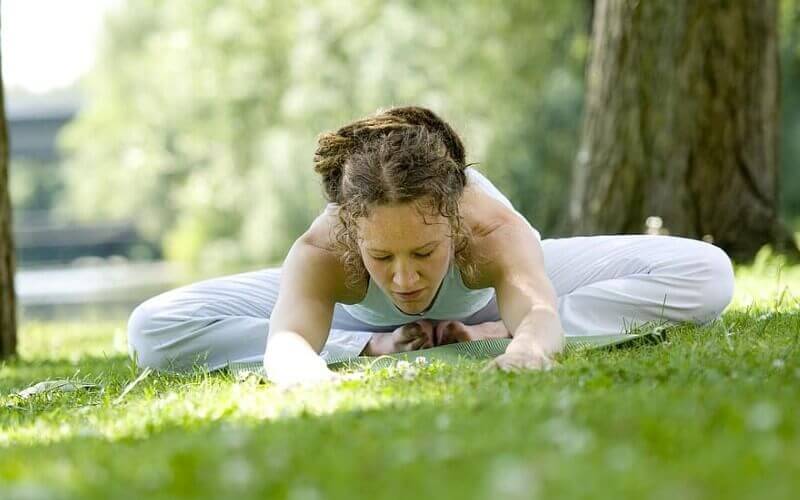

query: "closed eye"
xmin=373 ymin=251 xmax=433 ymax=261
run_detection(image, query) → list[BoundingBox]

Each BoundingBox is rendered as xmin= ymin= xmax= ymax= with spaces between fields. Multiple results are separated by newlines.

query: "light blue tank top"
xmin=340 ymin=257 xmax=495 ymax=327
xmin=338 ymin=167 xmax=541 ymax=327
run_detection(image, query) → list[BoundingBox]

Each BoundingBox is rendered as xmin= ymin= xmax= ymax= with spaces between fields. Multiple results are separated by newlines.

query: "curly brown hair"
xmin=313 ymin=106 xmax=483 ymax=291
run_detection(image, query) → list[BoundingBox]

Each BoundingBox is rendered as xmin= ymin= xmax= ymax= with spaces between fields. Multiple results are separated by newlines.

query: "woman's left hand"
xmin=482 ymin=342 xmax=556 ymax=373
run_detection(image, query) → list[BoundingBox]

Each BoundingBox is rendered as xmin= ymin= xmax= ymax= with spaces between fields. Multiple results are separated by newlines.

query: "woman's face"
xmin=357 ymin=201 xmax=453 ymax=315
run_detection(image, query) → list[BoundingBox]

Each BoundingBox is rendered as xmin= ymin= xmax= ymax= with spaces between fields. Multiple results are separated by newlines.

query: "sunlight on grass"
xmin=2 ymin=249 xmax=798 ymax=449
xmin=17 ymin=321 xmax=129 ymax=361
xmin=731 ymin=246 xmax=800 ymax=311
xmin=1 ymin=250 xmax=798 ymax=499
xmin=1 ymin=358 xmax=463 ymax=448
xmin=3 ymin=319 xmax=471 ymax=448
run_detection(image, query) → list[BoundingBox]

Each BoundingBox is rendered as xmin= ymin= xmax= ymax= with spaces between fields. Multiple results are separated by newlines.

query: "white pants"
xmin=127 ymin=234 xmax=735 ymax=372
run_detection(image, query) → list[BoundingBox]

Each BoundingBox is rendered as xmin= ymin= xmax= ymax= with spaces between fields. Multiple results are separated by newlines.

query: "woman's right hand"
xmin=362 ymin=320 xmax=436 ymax=356
xmin=265 ymin=353 xmax=339 ymax=388
xmin=264 ymin=331 xmax=340 ymax=388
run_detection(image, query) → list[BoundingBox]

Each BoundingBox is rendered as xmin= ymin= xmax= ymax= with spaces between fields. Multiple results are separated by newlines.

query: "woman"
xmin=127 ymin=106 xmax=735 ymax=386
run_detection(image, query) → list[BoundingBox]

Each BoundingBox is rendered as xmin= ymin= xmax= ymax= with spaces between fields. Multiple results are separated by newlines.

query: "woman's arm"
xmin=480 ymin=220 xmax=565 ymax=371
xmin=263 ymin=237 xmax=344 ymax=386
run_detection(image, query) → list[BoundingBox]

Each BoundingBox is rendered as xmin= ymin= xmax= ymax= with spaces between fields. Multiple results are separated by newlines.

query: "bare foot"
xmin=433 ymin=320 xmax=511 ymax=346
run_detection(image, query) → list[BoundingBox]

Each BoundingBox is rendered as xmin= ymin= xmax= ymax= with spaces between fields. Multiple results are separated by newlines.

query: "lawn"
xmin=1 ymin=247 xmax=799 ymax=500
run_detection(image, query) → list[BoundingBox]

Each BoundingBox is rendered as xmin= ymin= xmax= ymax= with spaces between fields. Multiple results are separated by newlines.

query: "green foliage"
xmin=57 ymin=0 xmax=588 ymax=276
xmin=54 ymin=0 xmax=800 ymax=276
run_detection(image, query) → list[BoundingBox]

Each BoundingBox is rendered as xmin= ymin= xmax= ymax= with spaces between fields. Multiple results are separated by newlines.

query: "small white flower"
xmin=747 ymin=401 xmax=781 ymax=432
xmin=338 ymin=372 xmax=366 ymax=382
xmin=414 ymin=356 xmax=428 ymax=366
xmin=402 ymin=367 xmax=419 ymax=380
xmin=396 ymin=360 xmax=411 ymax=370
xmin=772 ymin=359 xmax=785 ymax=369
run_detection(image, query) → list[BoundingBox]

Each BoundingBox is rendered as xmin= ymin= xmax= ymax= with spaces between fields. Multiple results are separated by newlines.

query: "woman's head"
xmin=313 ymin=106 xmax=480 ymax=313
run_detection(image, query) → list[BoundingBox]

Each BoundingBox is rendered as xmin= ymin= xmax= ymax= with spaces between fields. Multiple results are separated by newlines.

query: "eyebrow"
xmin=367 ymin=240 xmax=441 ymax=253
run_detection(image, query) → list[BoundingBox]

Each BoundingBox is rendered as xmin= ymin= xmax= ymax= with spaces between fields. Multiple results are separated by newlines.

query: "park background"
xmin=2 ymin=2 xmax=800 ymax=499
xmin=7 ymin=0 xmax=800 ymax=324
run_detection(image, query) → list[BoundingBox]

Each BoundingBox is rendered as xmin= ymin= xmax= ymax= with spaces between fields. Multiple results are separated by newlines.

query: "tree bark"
xmin=0 ymin=8 xmax=18 ymax=360
xmin=571 ymin=0 xmax=799 ymax=261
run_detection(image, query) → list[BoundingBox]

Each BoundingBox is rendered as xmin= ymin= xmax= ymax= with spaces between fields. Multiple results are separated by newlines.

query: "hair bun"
xmin=383 ymin=106 xmax=466 ymax=168
xmin=312 ymin=106 xmax=468 ymax=203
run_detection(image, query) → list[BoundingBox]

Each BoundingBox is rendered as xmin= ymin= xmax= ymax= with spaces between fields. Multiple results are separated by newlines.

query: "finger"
xmin=409 ymin=328 xmax=432 ymax=349
xmin=422 ymin=324 xmax=436 ymax=347
xmin=417 ymin=332 xmax=434 ymax=349
xmin=399 ymin=339 xmax=417 ymax=353
xmin=453 ymin=323 xmax=471 ymax=343
xmin=415 ymin=320 xmax=433 ymax=336
xmin=408 ymin=336 xmax=427 ymax=351
xmin=433 ymin=321 xmax=446 ymax=346
xmin=500 ymin=362 xmax=524 ymax=373
xmin=436 ymin=322 xmax=457 ymax=346
xmin=404 ymin=324 xmax=428 ymax=343
xmin=417 ymin=329 xmax=435 ymax=348
xmin=441 ymin=325 xmax=459 ymax=345
xmin=480 ymin=359 xmax=499 ymax=373
xmin=401 ymin=323 xmax=421 ymax=341
xmin=413 ymin=321 xmax=428 ymax=344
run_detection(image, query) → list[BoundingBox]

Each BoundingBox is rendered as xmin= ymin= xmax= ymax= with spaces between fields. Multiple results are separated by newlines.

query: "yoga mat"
xmin=227 ymin=328 xmax=668 ymax=380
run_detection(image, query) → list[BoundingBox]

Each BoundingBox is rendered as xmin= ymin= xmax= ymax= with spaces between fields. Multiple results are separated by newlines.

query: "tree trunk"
xmin=0 ymin=9 xmax=18 ymax=360
xmin=571 ymin=0 xmax=799 ymax=261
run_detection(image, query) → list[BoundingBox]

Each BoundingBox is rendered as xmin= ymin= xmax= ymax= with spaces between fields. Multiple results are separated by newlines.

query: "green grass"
xmin=1 ymin=246 xmax=799 ymax=500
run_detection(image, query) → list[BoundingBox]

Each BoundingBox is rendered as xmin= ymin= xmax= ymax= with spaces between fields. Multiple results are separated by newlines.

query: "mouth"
xmin=394 ymin=288 xmax=425 ymax=300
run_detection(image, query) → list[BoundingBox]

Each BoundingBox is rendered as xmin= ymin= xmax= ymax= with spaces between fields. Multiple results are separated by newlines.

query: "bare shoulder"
xmin=297 ymin=203 xmax=334 ymax=251
xmin=459 ymin=181 xmax=512 ymax=238
xmin=466 ymin=219 xmax=545 ymax=292
xmin=459 ymin=185 xmax=540 ymax=289
xmin=295 ymin=206 xmax=367 ymax=304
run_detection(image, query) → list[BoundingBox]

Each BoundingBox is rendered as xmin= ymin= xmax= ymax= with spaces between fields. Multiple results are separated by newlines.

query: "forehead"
xmin=358 ymin=202 xmax=449 ymax=245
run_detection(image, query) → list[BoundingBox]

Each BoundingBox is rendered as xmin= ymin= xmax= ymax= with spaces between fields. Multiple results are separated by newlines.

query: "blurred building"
xmin=8 ymin=92 xmax=178 ymax=321
xmin=8 ymin=93 xmax=159 ymax=269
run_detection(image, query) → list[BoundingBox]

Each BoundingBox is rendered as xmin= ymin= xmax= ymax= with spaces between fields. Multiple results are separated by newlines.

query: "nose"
xmin=392 ymin=262 xmax=420 ymax=290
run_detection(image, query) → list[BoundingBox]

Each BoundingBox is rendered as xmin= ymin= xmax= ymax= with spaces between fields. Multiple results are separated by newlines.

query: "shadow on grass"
xmin=2 ymin=310 xmax=798 ymax=454
xmin=1 ymin=348 xmax=799 ymax=500
xmin=0 ymin=355 xmax=131 ymax=394
xmin=0 ymin=397 xmax=496 ymax=499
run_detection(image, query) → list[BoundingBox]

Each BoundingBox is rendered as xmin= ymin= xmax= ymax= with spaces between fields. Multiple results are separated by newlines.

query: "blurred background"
xmin=5 ymin=0 xmax=800 ymax=324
